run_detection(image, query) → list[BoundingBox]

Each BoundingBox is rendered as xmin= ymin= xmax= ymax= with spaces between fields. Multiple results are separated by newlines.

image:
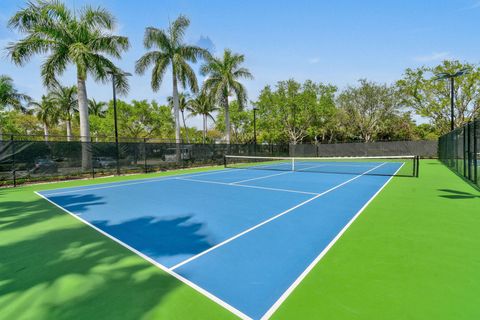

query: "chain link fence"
xmin=290 ymin=140 xmax=437 ymax=158
xmin=0 ymin=137 xmax=288 ymax=187
xmin=438 ymin=119 xmax=479 ymax=188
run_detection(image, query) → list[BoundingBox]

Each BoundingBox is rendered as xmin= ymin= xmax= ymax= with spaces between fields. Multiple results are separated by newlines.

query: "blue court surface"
xmin=37 ymin=161 xmax=403 ymax=319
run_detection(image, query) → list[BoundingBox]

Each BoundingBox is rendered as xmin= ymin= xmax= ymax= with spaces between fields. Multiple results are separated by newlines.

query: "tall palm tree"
xmin=201 ymin=49 xmax=253 ymax=144
xmin=29 ymin=95 xmax=59 ymax=142
xmin=168 ymin=93 xmax=190 ymax=143
xmin=88 ymin=99 xmax=107 ymax=117
xmin=135 ymin=15 xmax=210 ymax=145
xmin=0 ymin=75 xmax=30 ymax=140
xmin=49 ymin=83 xmax=77 ymax=141
xmin=187 ymin=92 xmax=218 ymax=143
xmin=7 ymin=0 xmax=129 ymax=167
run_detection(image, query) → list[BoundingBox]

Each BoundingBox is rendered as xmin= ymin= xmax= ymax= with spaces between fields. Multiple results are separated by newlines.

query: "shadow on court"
xmin=0 ymin=192 xmax=234 ymax=319
xmin=48 ymin=193 xmax=107 ymax=213
xmin=438 ymin=188 xmax=480 ymax=199
xmin=93 ymin=215 xmax=213 ymax=259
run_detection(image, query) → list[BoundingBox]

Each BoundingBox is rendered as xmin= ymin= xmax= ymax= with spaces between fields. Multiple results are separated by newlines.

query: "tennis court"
xmin=35 ymin=156 xmax=415 ymax=319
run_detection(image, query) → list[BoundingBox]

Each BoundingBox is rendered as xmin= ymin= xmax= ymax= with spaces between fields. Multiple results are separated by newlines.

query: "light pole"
xmin=433 ymin=68 xmax=470 ymax=131
xmin=108 ymin=71 xmax=131 ymax=175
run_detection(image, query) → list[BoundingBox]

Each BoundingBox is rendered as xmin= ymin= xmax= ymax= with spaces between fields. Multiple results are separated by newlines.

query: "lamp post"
xmin=433 ymin=68 xmax=470 ymax=131
xmin=108 ymin=71 xmax=131 ymax=175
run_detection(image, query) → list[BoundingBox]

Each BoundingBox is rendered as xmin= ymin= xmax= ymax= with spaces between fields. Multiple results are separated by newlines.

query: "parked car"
xmin=93 ymin=157 xmax=117 ymax=168
xmin=30 ymin=158 xmax=58 ymax=174
xmin=164 ymin=146 xmax=193 ymax=162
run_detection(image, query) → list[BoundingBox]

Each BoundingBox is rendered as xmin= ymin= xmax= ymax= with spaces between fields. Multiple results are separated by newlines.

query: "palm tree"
xmin=88 ymin=99 xmax=107 ymax=117
xmin=168 ymin=93 xmax=190 ymax=143
xmin=135 ymin=15 xmax=210 ymax=146
xmin=0 ymin=75 xmax=30 ymax=112
xmin=49 ymin=82 xmax=77 ymax=141
xmin=7 ymin=1 xmax=130 ymax=167
xmin=201 ymin=49 xmax=253 ymax=144
xmin=0 ymin=75 xmax=30 ymax=140
xmin=29 ymin=96 xmax=59 ymax=142
xmin=187 ymin=92 xmax=218 ymax=143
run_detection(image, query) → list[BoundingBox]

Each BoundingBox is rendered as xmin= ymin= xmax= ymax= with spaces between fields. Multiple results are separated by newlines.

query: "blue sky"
xmin=1 ymin=0 xmax=480 ymax=127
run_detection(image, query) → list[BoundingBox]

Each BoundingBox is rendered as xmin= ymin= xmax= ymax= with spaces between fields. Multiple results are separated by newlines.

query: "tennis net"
xmin=224 ymin=155 xmax=419 ymax=177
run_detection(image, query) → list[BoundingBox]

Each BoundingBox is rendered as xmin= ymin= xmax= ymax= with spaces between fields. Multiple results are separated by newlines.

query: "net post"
xmin=292 ymin=158 xmax=295 ymax=171
xmin=416 ymin=155 xmax=420 ymax=177
xmin=412 ymin=155 xmax=416 ymax=177
xmin=223 ymin=155 xmax=227 ymax=168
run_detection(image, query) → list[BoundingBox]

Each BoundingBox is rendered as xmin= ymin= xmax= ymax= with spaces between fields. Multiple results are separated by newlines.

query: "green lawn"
xmin=1 ymin=160 xmax=479 ymax=319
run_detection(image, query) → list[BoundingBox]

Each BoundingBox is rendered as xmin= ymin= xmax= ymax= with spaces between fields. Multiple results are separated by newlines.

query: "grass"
xmin=0 ymin=160 xmax=479 ymax=319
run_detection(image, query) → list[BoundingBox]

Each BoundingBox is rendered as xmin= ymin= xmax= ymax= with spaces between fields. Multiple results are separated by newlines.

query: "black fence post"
xmin=91 ymin=137 xmax=95 ymax=179
xmin=11 ymin=135 xmax=16 ymax=187
xmin=463 ymin=126 xmax=466 ymax=177
xmin=474 ymin=119 xmax=478 ymax=185
xmin=144 ymin=138 xmax=147 ymax=173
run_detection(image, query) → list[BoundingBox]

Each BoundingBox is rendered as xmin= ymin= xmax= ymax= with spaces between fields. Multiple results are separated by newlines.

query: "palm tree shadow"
xmin=438 ymin=189 xmax=480 ymax=199
xmin=93 ymin=215 xmax=214 ymax=266
xmin=47 ymin=193 xmax=106 ymax=213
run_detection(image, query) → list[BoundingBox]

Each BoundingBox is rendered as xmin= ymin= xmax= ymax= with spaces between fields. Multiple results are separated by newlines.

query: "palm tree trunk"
xmin=43 ymin=123 xmax=49 ymax=142
xmin=66 ymin=119 xmax=72 ymax=142
xmin=77 ymin=77 xmax=92 ymax=169
xmin=172 ymin=70 xmax=181 ymax=162
xmin=181 ymin=110 xmax=189 ymax=143
xmin=224 ymin=97 xmax=230 ymax=144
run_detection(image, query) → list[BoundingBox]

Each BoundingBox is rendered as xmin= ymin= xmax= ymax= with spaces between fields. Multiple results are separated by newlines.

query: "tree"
xmin=0 ymin=75 xmax=30 ymax=139
xmin=201 ymin=49 xmax=253 ymax=144
xmin=48 ymin=82 xmax=77 ymax=140
xmin=255 ymin=79 xmax=336 ymax=144
xmin=8 ymin=0 xmax=130 ymax=167
xmin=215 ymin=100 xmax=251 ymax=143
xmin=187 ymin=92 xmax=218 ymax=143
xmin=397 ymin=60 xmax=480 ymax=134
xmin=0 ymin=75 xmax=30 ymax=112
xmin=89 ymin=100 xmax=174 ymax=140
xmin=135 ymin=15 xmax=210 ymax=146
xmin=88 ymin=99 xmax=107 ymax=117
xmin=168 ymin=93 xmax=190 ymax=143
xmin=337 ymin=79 xmax=400 ymax=142
xmin=29 ymin=95 xmax=59 ymax=141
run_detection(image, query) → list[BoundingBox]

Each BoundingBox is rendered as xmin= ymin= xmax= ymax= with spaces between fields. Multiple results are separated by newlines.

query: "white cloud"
xmin=413 ymin=52 xmax=450 ymax=62
xmin=308 ymin=57 xmax=320 ymax=64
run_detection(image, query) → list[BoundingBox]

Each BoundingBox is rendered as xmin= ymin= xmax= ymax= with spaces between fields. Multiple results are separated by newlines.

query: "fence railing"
xmin=438 ymin=119 xmax=479 ymax=188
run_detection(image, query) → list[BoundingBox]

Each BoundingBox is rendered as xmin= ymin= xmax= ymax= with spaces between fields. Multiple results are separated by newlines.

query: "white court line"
xmin=260 ymin=162 xmax=405 ymax=320
xmin=229 ymin=162 xmax=335 ymax=185
xmin=175 ymin=177 xmax=319 ymax=195
xmin=34 ymin=191 xmax=252 ymax=320
xmin=230 ymin=171 xmax=292 ymax=184
xmin=41 ymin=168 xmax=241 ymax=196
xmin=169 ymin=162 xmax=387 ymax=271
